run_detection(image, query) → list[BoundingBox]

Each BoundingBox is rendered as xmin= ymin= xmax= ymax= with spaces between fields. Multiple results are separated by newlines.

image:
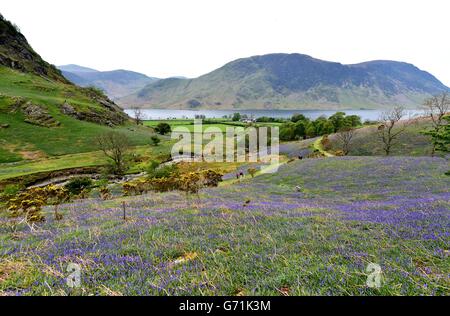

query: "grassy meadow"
xmin=1 ymin=157 xmax=448 ymax=295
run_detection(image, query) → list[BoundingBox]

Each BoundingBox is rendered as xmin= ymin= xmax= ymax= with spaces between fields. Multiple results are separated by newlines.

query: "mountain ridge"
xmin=58 ymin=65 xmax=159 ymax=99
xmin=118 ymin=53 xmax=449 ymax=110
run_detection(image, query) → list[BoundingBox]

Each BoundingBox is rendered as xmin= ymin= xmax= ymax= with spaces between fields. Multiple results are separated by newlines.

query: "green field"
xmin=143 ymin=119 xmax=282 ymax=133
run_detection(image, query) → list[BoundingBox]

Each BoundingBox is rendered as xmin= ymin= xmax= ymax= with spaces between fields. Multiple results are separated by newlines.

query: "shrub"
xmin=0 ymin=184 xmax=22 ymax=202
xmin=148 ymin=163 xmax=179 ymax=179
xmin=147 ymin=177 xmax=180 ymax=193
xmin=99 ymin=186 xmax=111 ymax=200
xmin=150 ymin=135 xmax=161 ymax=146
xmin=6 ymin=187 xmax=47 ymax=223
xmin=154 ymin=123 xmax=171 ymax=135
xmin=321 ymin=135 xmax=332 ymax=150
xmin=201 ymin=170 xmax=223 ymax=187
xmin=123 ymin=179 xmax=149 ymax=196
xmin=248 ymin=168 xmax=257 ymax=178
xmin=65 ymin=177 xmax=93 ymax=196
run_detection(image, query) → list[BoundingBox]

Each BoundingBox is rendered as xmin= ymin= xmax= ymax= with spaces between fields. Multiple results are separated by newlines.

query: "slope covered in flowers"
xmin=0 ymin=157 xmax=449 ymax=295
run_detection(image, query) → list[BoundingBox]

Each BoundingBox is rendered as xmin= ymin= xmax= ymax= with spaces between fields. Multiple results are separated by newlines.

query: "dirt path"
xmin=313 ymin=136 xmax=335 ymax=157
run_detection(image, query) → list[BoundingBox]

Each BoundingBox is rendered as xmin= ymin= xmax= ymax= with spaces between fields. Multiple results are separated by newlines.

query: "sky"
xmin=2 ymin=0 xmax=450 ymax=86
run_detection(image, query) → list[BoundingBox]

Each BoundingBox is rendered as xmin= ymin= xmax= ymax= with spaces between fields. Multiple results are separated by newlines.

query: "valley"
xmin=0 ymin=10 xmax=449 ymax=298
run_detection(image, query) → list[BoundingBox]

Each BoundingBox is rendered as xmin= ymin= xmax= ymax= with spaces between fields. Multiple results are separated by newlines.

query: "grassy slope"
xmin=0 ymin=66 xmax=158 ymax=163
xmin=329 ymin=119 xmax=436 ymax=156
xmin=0 ymin=142 xmax=175 ymax=181
xmin=1 ymin=157 xmax=448 ymax=295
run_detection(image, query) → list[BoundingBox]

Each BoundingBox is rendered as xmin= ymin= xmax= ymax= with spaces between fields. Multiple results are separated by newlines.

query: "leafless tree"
xmin=423 ymin=92 xmax=450 ymax=156
xmin=95 ymin=132 xmax=130 ymax=175
xmin=336 ymin=127 xmax=355 ymax=155
xmin=132 ymin=107 xmax=145 ymax=125
xmin=378 ymin=106 xmax=408 ymax=156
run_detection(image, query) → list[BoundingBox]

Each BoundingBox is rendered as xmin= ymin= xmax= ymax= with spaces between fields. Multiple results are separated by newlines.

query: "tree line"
xmin=279 ymin=112 xmax=362 ymax=141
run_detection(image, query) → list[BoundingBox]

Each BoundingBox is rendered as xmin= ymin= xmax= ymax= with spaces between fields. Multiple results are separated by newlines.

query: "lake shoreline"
xmin=125 ymin=108 xmax=423 ymax=121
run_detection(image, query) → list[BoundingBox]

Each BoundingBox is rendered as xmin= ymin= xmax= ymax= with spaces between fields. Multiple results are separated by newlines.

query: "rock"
xmin=60 ymin=101 xmax=127 ymax=126
xmin=60 ymin=102 xmax=77 ymax=116
xmin=0 ymin=123 xmax=10 ymax=129
xmin=21 ymin=102 xmax=60 ymax=127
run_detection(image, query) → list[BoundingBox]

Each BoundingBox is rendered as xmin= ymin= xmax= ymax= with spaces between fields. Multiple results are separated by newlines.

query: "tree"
xmin=150 ymin=135 xmax=161 ymax=146
xmin=422 ymin=93 xmax=450 ymax=156
xmin=377 ymin=106 xmax=407 ymax=156
xmin=344 ymin=115 xmax=362 ymax=128
xmin=291 ymin=114 xmax=307 ymax=123
xmin=132 ymin=107 xmax=145 ymax=125
xmin=336 ymin=127 xmax=355 ymax=155
xmin=279 ymin=123 xmax=296 ymax=141
xmin=329 ymin=112 xmax=346 ymax=132
xmin=155 ymin=122 xmax=171 ymax=135
xmin=95 ymin=132 xmax=130 ymax=175
xmin=232 ymin=113 xmax=241 ymax=122
xmin=294 ymin=120 xmax=308 ymax=139
xmin=427 ymin=115 xmax=450 ymax=153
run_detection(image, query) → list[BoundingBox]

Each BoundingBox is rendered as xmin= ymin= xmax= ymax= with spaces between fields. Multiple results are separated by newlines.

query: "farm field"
xmin=1 ymin=156 xmax=448 ymax=296
xmin=143 ymin=119 xmax=282 ymax=133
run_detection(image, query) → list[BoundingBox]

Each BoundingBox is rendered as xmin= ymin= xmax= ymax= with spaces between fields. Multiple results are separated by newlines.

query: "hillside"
xmin=1 ymin=156 xmax=448 ymax=295
xmin=59 ymin=64 xmax=159 ymax=99
xmin=0 ymin=15 xmax=146 ymax=164
xmin=119 ymin=53 xmax=450 ymax=110
xmin=328 ymin=118 xmax=436 ymax=156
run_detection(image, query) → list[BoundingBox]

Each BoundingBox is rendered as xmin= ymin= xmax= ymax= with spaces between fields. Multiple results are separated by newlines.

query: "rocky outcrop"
xmin=20 ymin=101 xmax=60 ymax=127
xmin=60 ymin=100 xmax=127 ymax=126
xmin=0 ymin=14 xmax=69 ymax=83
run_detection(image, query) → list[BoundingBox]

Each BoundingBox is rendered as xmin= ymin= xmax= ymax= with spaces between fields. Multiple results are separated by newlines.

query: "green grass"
xmin=0 ymin=142 xmax=175 ymax=182
xmin=329 ymin=119 xmax=436 ymax=156
xmin=143 ymin=119 xmax=282 ymax=133
xmin=0 ymin=66 xmax=159 ymax=163
xmin=0 ymin=157 xmax=448 ymax=295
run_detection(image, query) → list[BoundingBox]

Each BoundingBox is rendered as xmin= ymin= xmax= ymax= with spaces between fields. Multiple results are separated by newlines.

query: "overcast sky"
xmin=2 ymin=0 xmax=449 ymax=85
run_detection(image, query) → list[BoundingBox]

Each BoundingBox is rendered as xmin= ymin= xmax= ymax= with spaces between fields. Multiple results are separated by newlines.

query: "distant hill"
xmin=118 ymin=53 xmax=450 ymax=110
xmin=58 ymin=64 xmax=98 ymax=73
xmin=58 ymin=65 xmax=159 ymax=99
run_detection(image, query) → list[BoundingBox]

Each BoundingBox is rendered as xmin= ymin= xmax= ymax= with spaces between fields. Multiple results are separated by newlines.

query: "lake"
xmin=124 ymin=109 xmax=423 ymax=122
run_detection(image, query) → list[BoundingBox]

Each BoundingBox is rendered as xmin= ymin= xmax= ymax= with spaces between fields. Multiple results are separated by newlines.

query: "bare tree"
xmin=132 ymin=107 xmax=145 ymax=125
xmin=336 ymin=127 xmax=355 ymax=155
xmin=423 ymin=93 xmax=450 ymax=156
xmin=95 ymin=132 xmax=130 ymax=175
xmin=378 ymin=106 xmax=408 ymax=156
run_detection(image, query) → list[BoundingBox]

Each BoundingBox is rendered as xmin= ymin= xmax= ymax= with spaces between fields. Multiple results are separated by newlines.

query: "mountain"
xmin=0 ymin=14 xmax=133 ymax=163
xmin=118 ymin=53 xmax=450 ymax=110
xmin=0 ymin=15 xmax=69 ymax=84
xmin=58 ymin=65 xmax=159 ymax=99
xmin=58 ymin=64 xmax=98 ymax=73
